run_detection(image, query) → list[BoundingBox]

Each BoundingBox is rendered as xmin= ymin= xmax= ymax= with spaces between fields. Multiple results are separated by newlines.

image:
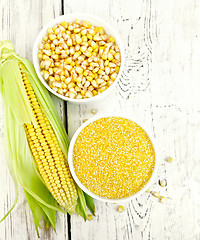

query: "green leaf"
xmin=84 ymin=193 xmax=95 ymax=216
xmin=24 ymin=190 xmax=42 ymax=238
xmin=75 ymin=186 xmax=89 ymax=221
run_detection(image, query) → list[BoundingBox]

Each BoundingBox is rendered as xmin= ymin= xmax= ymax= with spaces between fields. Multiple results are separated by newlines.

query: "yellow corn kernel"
xmin=97 ymin=27 xmax=104 ymax=35
xmin=111 ymin=73 xmax=117 ymax=80
xmin=67 ymin=39 xmax=73 ymax=47
xmin=66 ymin=57 xmax=72 ymax=64
xmin=109 ymin=37 xmax=115 ymax=42
xmin=47 ymin=28 xmax=53 ymax=34
xmin=43 ymin=35 xmax=48 ymax=41
xmin=80 ymin=46 xmax=87 ymax=52
xmin=78 ymin=55 xmax=85 ymax=61
xmin=54 ymin=28 xmax=60 ymax=35
xmin=68 ymin=82 xmax=76 ymax=88
xmin=86 ymin=76 xmax=93 ymax=82
xmin=91 ymin=80 xmax=98 ymax=88
xmin=74 ymin=52 xmax=81 ymax=60
xmin=51 ymin=54 xmax=59 ymax=60
xmin=82 ymin=118 xmax=88 ymax=123
xmin=65 ymin=65 xmax=72 ymax=71
xmin=83 ymin=21 xmax=91 ymax=28
xmin=117 ymin=206 xmax=125 ymax=213
xmin=38 ymin=53 xmax=43 ymax=60
xmin=49 ymin=34 xmax=56 ymax=41
xmin=76 ymin=67 xmax=83 ymax=74
xmin=75 ymin=86 xmax=81 ymax=92
xmin=102 ymin=54 xmax=107 ymax=60
xmin=99 ymin=86 xmax=107 ymax=93
xmin=88 ymin=214 xmax=93 ymax=220
xmin=74 ymin=77 xmax=82 ymax=84
xmin=83 ymin=71 xmax=88 ymax=77
xmin=82 ymin=36 xmax=88 ymax=42
xmin=71 ymin=61 xmax=75 ymax=67
xmin=91 ymin=41 xmax=98 ymax=49
xmin=115 ymin=66 xmax=120 ymax=73
xmin=81 ymin=29 xmax=87 ymax=36
xmin=68 ymin=25 xmax=74 ymax=31
xmin=114 ymin=52 xmax=120 ymax=60
xmin=75 ymin=19 xmax=81 ymax=24
xmin=87 ymin=34 xmax=92 ymax=40
xmin=61 ymin=21 xmax=68 ymax=28
xmin=92 ymin=90 xmax=98 ymax=96
xmin=159 ymin=196 xmax=167 ymax=203
xmin=80 ymin=90 xmax=85 ymax=95
xmin=42 ymin=55 xmax=49 ymax=60
xmin=69 ymin=92 xmax=76 ymax=99
xmin=55 ymin=75 xmax=60 ymax=81
xmin=151 ymin=191 xmax=160 ymax=198
xmin=84 ymin=51 xmax=92 ymax=58
xmin=93 ymin=35 xmax=102 ymax=41
xmin=74 ymin=28 xmax=81 ymax=33
xmin=85 ymin=91 xmax=93 ymax=98
xmin=76 ymin=37 xmax=82 ymax=44
xmin=55 ymin=48 xmax=61 ymax=54
xmin=166 ymin=157 xmax=173 ymax=163
xmin=87 ymin=47 xmax=93 ymax=52
xmin=98 ymin=69 xmax=104 ymax=75
xmin=55 ymin=61 xmax=61 ymax=67
xmin=108 ymin=52 xmax=114 ymax=61
xmin=105 ymin=60 xmax=109 ymax=66
xmin=44 ymin=43 xmax=51 ymax=50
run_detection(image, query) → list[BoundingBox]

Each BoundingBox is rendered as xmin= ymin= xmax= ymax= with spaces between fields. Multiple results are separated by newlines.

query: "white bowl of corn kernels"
xmin=33 ymin=14 xmax=125 ymax=103
xmin=68 ymin=115 xmax=159 ymax=203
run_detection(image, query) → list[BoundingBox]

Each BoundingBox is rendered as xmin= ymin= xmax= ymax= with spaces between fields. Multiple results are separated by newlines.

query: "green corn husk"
xmin=0 ymin=40 xmax=95 ymax=236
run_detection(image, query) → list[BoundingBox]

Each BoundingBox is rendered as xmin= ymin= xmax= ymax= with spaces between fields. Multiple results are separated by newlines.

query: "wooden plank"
xmin=0 ymin=0 xmax=68 ymax=239
xmin=65 ymin=0 xmax=200 ymax=239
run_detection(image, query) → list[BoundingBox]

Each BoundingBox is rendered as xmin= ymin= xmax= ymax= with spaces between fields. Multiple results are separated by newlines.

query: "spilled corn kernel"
xmin=83 ymin=119 xmax=88 ymax=123
xmin=151 ymin=191 xmax=160 ymax=198
xmin=159 ymin=196 xmax=167 ymax=203
xmin=166 ymin=157 xmax=173 ymax=163
xmin=117 ymin=205 xmax=125 ymax=213
xmin=91 ymin=109 xmax=97 ymax=114
xmin=73 ymin=117 xmax=155 ymax=199
xmin=159 ymin=179 xmax=167 ymax=187
xmin=88 ymin=214 xmax=93 ymax=220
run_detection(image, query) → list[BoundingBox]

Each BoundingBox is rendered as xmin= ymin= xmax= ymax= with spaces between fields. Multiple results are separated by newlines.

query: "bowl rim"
xmin=68 ymin=114 xmax=159 ymax=203
xmin=32 ymin=13 xmax=125 ymax=103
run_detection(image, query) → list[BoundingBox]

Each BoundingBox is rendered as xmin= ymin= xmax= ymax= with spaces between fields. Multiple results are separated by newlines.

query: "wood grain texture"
xmin=1 ymin=0 xmax=200 ymax=239
xmin=65 ymin=0 xmax=200 ymax=240
xmin=0 ymin=0 xmax=68 ymax=239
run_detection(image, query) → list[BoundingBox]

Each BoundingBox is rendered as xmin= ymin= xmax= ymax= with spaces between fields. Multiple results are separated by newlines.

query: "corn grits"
xmin=73 ymin=117 xmax=155 ymax=199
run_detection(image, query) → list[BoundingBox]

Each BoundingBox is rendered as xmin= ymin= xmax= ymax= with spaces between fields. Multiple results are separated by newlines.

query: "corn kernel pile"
xmin=73 ymin=117 xmax=155 ymax=199
xmin=38 ymin=20 xmax=121 ymax=99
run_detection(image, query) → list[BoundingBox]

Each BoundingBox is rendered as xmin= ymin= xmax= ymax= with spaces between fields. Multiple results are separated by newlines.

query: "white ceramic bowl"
xmin=68 ymin=114 xmax=159 ymax=203
xmin=32 ymin=13 xmax=125 ymax=103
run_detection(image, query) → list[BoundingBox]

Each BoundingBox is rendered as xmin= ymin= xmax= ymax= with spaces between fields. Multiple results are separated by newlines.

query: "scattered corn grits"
xmin=73 ymin=117 xmax=155 ymax=199
xmin=38 ymin=19 xmax=121 ymax=99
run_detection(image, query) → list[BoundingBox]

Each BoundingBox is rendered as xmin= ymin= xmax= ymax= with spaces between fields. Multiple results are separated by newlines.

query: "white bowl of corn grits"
xmin=68 ymin=115 xmax=158 ymax=203
xmin=32 ymin=14 xmax=125 ymax=103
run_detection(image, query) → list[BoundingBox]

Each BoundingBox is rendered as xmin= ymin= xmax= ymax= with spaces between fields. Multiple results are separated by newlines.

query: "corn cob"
xmin=0 ymin=40 xmax=95 ymax=235
xmin=19 ymin=63 xmax=77 ymax=212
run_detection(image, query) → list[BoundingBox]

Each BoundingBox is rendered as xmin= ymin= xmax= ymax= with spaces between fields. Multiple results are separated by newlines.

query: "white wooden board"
xmin=1 ymin=0 xmax=200 ymax=239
